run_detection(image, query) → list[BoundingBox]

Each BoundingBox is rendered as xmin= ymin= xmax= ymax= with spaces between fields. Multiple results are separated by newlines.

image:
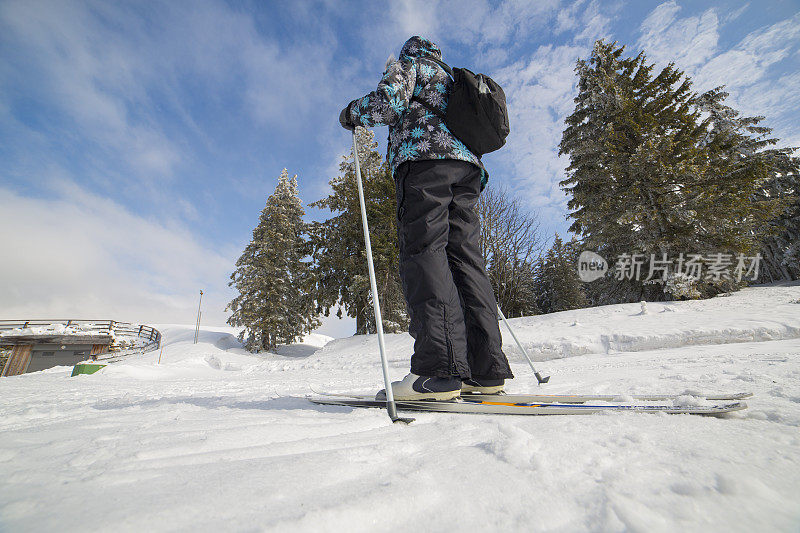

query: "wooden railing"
xmin=0 ymin=320 xmax=161 ymax=360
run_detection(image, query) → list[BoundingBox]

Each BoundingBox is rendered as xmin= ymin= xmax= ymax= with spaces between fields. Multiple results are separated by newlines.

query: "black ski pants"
xmin=394 ymin=159 xmax=513 ymax=381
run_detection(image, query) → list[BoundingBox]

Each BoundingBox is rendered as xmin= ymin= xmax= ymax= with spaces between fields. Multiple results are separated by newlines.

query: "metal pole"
xmin=352 ymin=130 xmax=413 ymax=424
xmin=194 ymin=290 xmax=203 ymax=344
xmin=497 ymin=306 xmax=550 ymax=384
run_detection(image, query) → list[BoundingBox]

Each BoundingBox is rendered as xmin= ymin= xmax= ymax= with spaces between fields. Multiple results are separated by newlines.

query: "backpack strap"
xmin=410 ymin=56 xmax=454 ymax=119
xmin=427 ymin=56 xmax=455 ymax=80
xmin=414 ymin=97 xmax=446 ymax=119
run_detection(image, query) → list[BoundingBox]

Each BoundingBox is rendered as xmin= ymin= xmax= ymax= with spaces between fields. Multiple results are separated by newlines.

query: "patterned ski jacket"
xmin=346 ymin=36 xmax=487 ymax=189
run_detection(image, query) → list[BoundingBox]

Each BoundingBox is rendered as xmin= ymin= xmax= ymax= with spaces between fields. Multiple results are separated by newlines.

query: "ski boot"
xmin=376 ymin=373 xmax=462 ymax=401
xmin=461 ymin=377 xmax=505 ymax=395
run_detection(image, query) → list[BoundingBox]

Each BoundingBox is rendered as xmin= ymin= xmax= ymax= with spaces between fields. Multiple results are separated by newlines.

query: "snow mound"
xmin=503 ymin=284 xmax=800 ymax=360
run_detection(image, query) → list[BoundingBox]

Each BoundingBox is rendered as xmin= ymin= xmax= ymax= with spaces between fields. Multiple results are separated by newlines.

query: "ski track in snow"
xmin=1 ymin=285 xmax=800 ymax=532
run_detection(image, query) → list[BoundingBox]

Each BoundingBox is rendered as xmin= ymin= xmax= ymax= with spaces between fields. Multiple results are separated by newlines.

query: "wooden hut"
xmin=1 ymin=333 xmax=113 ymax=376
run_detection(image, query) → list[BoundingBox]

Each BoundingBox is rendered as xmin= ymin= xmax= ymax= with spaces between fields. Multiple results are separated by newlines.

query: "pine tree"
xmin=534 ymin=235 xmax=588 ymax=314
xmin=559 ymin=40 xmax=783 ymax=302
xmin=757 ymin=151 xmax=800 ymax=281
xmin=226 ymin=170 xmax=320 ymax=352
xmin=693 ymin=88 xmax=800 ymax=283
xmin=694 ymin=87 xmax=787 ymax=261
xmin=309 ymin=128 xmax=408 ymax=334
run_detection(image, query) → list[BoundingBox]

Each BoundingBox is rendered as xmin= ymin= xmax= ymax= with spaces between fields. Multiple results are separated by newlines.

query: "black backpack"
xmin=416 ymin=57 xmax=510 ymax=157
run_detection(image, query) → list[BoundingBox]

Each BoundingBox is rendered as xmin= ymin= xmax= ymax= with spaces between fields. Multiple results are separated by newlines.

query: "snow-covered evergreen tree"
xmin=534 ymin=235 xmax=588 ymax=314
xmin=694 ymin=87 xmax=789 ymax=269
xmin=693 ymin=87 xmax=799 ymax=282
xmin=758 ymin=152 xmax=800 ymax=281
xmin=559 ymin=40 xmax=783 ymax=302
xmin=309 ymin=128 xmax=408 ymax=334
xmin=226 ymin=170 xmax=320 ymax=352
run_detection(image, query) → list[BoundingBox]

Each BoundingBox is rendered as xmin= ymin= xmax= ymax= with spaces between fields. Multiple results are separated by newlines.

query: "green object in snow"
xmin=71 ymin=363 xmax=107 ymax=376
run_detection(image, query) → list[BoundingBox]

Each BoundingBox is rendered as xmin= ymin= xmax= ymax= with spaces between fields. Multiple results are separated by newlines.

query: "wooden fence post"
xmin=90 ymin=344 xmax=109 ymax=359
xmin=1 ymin=345 xmax=34 ymax=377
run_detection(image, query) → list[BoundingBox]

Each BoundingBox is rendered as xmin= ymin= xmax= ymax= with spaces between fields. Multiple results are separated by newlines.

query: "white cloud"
xmin=492 ymin=44 xmax=587 ymax=230
xmin=696 ymin=50 xmax=763 ymax=87
xmin=698 ymin=12 xmax=800 ymax=93
xmin=573 ymin=0 xmax=616 ymax=43
xmin=364 ymin=0 xmax=565 ymax=68
xmin=738 ymin=13 xmax=800 ymax=59
xmin=0 ymin=0 xmax=345 ymax=195
xmin=477 ymin=0 xmax=622 ymax=233
xmin=0 ymin=0 xmax=183 ymax=181
xmin=0 ymin=177 xmax=357 ymax=337
xmin=639 ymin=0 xmax=682 ymax=38
xmin=0 ymin=0 xmax=355 ymax=333
xmin=474 ymin=0 xmax=562 ymax=47
xmin=637 ymin=2 xmax=720 ymax=69
xmin=555 ymin=0 xmax=587 ymax=34
xmin=391 ymin=0 xmax=439 ymax=38
xmin=637 ymin=5 xmax=800 ymax=149
xmin=723 ymin=3 xmax=749 ymax=24
xmin=0 ymin=182 xmax=236 ymax=326
xmin=736 ymin=71 xmax=800 ymax=113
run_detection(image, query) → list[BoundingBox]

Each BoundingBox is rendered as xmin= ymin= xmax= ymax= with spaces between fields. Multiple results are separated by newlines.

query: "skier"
xmin=339 ymin=36 xmax=513 ymax=400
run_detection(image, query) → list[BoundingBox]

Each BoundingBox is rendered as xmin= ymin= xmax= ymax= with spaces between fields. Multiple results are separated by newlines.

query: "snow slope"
xmin=1 ymin=285 xmax=799 ymax=532
xmin=501 ymin=283 xmax=800 ymax=359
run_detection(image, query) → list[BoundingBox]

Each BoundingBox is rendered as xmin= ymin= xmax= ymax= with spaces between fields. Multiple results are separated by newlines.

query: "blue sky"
xmin=1 ymin=0 xmax=798 ymax=337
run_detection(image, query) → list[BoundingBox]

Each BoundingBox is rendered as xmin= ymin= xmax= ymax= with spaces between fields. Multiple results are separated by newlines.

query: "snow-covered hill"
xmin=1 ymin=284 xmax=799 ymax=532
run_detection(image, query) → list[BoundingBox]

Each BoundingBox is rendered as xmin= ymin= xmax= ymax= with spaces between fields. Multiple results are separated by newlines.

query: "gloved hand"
xmin=339 ymin=103 xmax=355 ymax=131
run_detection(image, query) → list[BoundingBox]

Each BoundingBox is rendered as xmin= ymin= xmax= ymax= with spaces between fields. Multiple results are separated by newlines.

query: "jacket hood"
xmin=400 ymin=36 xmax=442 ymax=61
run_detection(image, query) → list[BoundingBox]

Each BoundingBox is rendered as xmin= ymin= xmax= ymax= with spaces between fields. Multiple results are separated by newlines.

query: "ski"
xmin=460 ymin=391 xmax=753 ymax=403
xmin=309 ymin=396 xmax=747 ymax=416
xmin=311 ymin=389 xmax=753 ymax=404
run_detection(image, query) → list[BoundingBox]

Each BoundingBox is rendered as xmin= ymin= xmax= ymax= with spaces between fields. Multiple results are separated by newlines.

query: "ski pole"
xmin=351 ymin=129 xmax=414 ymax=424
xmin=497 ymin=306 xmax=550 ymax=384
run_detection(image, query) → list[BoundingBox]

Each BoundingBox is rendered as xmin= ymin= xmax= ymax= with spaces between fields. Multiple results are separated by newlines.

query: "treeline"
xmin=227 ymin=39 xmax=798 ymax=352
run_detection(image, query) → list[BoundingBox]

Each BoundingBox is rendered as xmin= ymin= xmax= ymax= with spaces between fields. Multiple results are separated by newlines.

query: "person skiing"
xmin=339 ymin=36 xmax=513 ymax=401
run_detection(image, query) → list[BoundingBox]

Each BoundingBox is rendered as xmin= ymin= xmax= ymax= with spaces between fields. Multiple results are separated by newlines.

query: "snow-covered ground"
xmin=1 ymin=284 xmax=799 ymax=532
